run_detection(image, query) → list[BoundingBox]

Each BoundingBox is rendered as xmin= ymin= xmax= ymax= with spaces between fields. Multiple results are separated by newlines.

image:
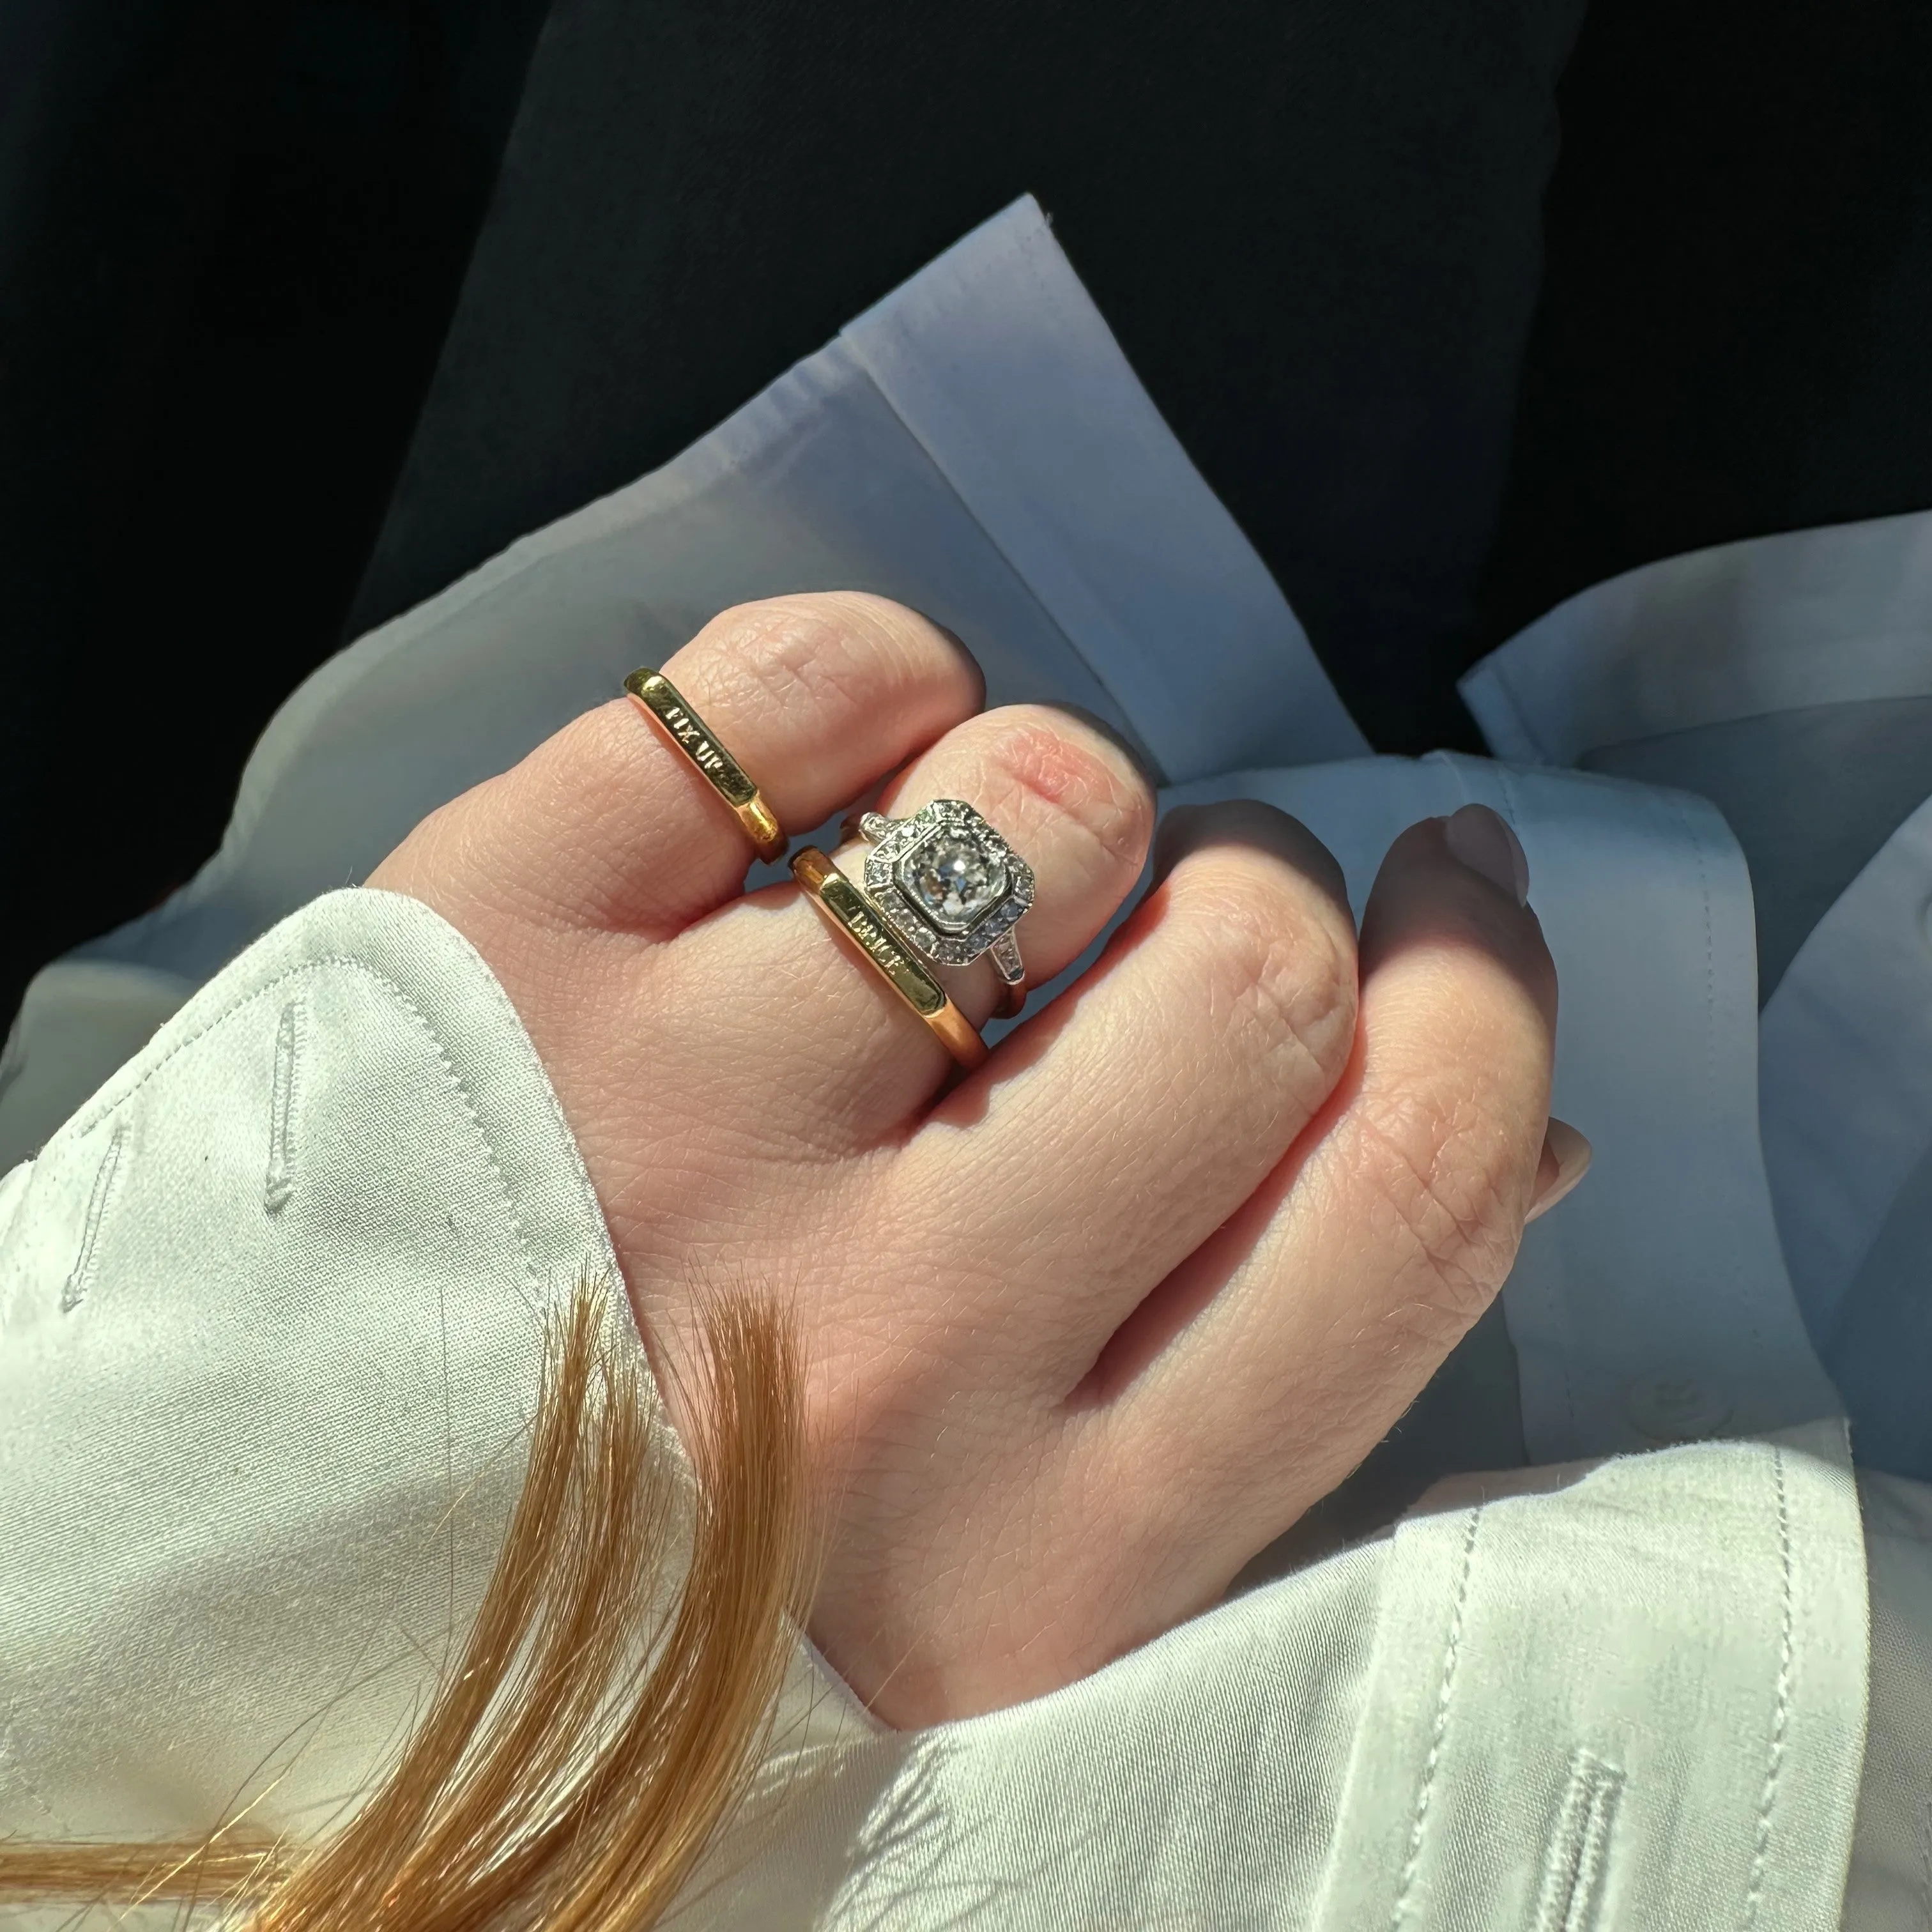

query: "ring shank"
xmin=792 ymin=847 xmax=989 ymax=1070
xmin=989 ymin=930 xmax=1027 ymax=1018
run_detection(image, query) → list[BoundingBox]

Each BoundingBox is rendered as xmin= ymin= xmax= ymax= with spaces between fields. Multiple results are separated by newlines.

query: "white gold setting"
xmin=858 ymin=801 xmax=1034 ymax=976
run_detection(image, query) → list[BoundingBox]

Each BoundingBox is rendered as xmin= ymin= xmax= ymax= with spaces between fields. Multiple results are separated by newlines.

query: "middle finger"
xmin=876 ymin=801 xmax=1362 ymax=1376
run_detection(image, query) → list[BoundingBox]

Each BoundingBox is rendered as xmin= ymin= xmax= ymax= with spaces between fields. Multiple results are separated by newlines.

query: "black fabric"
xmin=348 ymin=0 xmax=1590 ymax=754
xmin=1481 ymin=0 xmax=1932 ymax=640
xmin=0 ymin=0 xmax=549 ymax=1032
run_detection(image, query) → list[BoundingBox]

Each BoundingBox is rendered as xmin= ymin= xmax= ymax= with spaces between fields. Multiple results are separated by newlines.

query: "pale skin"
xmin=369 ymin=592 xmax=1589 ymax=1728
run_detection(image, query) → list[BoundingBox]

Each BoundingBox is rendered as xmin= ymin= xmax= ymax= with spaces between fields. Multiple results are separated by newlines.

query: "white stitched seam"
xmin=264 ymin=997 xmax=303 ymax=1213
xmin=1533 ymin=1749 xmax=1625 ymax=1932
xmin=57 ymin=956 xmax=540 ymax=1286
xmin=1916 ymin=1794 xmax=1932 ymax=1929
xmin=60 ymin=1121 xmax=128 ymax=1314
xmin=1741 ymin=1446 xmax=1794 ymax=1931
xmin=1391 ymin=1505 xmax=1482 ymax=1929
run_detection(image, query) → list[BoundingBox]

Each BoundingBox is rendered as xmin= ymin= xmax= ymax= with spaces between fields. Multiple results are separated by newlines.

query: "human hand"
xmin=369 ymin=594 xmax=1583 ymax=1726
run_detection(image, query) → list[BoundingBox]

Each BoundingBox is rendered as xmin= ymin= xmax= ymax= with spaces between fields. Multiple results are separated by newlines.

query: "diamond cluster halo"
xmin=861 ymin=800 xmax=1035 ymax=969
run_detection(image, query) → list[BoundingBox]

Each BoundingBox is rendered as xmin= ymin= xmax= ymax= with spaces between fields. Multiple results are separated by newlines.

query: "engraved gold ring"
xmin=792 ymin=847 xmax=990 ymax=1070
xmin=624 ymin=668 xmax=786 ymax=861
xmin=792 ymin=798 xmax=1036 ymax=1068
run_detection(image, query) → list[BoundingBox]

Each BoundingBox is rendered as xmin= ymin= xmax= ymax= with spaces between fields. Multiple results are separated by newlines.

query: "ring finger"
xmin=632 ymin=702 xmax=1157 ymax=1159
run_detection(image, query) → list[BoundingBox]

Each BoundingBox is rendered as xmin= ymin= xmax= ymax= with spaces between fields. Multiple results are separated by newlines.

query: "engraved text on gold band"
xmin=792 ymin=846 xmax=988 ymax=1071
xmin=624 ymin=668 xmax=786 ymax=861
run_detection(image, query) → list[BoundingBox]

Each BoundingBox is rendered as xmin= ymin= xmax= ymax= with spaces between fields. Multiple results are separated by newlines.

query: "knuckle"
xmin=705 ymin=594 xmax=971 ymax=723
xmin=981 ymin=710 xmax=1154 ymax=872
xmin=1179 ymin=860 xmax=1357 ymax=1099
xmin=707 ymin=599 xmax=882 ymax=723
xmin=1349 ymin=1078 xmax=1528 ymax=1333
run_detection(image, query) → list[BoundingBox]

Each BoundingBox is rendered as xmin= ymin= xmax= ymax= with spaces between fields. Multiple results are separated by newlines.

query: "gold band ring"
xmin=792 ymin=847 xmax=989 ymax=1071
xmin=624 ymin=668 xmax=786 ymax=861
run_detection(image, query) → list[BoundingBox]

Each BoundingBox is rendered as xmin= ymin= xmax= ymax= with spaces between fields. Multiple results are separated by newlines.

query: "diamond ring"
xmin=855 ymin=800 xmax=1034 ymax=1017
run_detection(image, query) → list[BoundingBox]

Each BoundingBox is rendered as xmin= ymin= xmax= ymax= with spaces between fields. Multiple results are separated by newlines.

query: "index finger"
xmin=397 ymin=593 xmax=985 ymax=940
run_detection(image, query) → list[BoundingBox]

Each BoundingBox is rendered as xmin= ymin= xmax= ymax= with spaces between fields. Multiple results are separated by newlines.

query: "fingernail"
xmin=1526 ymin=1117 xmax=1592 ymax=1222
xmin=1444 ymin=804 xmax=1530 ymax=907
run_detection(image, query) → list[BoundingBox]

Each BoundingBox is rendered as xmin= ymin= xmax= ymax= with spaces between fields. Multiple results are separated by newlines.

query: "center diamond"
xmin=899 ymin=832 xmax=1008 ymax=933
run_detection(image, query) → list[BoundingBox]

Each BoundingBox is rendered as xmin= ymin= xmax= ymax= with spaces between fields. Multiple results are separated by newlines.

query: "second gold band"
xmin=791 ymin=847 xmax=988 ymax=1071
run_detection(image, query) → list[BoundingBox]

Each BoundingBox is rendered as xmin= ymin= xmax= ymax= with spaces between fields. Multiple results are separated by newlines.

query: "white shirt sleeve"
xmin=0 ymin=888 xmax=1878 ymax=1930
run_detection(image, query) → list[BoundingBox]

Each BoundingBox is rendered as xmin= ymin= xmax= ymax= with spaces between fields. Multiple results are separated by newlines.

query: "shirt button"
xmin=1623 ymin=1375 xmax=1733 ymax=1443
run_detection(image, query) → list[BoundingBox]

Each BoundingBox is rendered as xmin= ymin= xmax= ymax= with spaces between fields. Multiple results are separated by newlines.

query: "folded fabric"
xmin=1459 ymin=514 xmax=1932 ymax=1483
xmin=1459 ymin=509 xmax=1932 ymax=994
